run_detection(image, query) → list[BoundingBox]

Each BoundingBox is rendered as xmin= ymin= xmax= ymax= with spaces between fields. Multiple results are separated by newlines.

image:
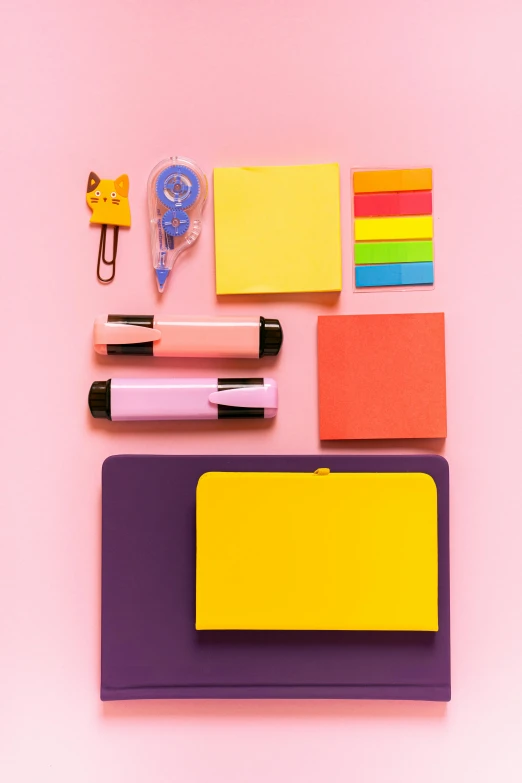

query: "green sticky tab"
xmin=354 ymin=240 xmax=433 ymax=265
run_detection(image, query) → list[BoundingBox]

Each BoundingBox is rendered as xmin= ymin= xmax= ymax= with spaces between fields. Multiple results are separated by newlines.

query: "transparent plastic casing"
xmin=148 ymin=156 xmax=208 ymax=292
xmin=351 ymin=167 xmax=435 ymax=293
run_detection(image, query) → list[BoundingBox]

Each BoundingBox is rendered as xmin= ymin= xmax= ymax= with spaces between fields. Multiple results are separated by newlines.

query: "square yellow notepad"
xmin=196 ymin=471 xmax=438 ymax=631
xmin=213 ymin=164 xmax=342 ymax=294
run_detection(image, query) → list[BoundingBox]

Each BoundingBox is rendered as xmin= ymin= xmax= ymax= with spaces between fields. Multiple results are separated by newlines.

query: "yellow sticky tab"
xmin=196 ymin=472 xmax=438 ymax=631
xmin=353 ymin=168 xmax=432 ymax=193
xmin=354 ymin=216 xmax=433 ymax=241
xmin=213 ymin=164 xmax=342 ymax=294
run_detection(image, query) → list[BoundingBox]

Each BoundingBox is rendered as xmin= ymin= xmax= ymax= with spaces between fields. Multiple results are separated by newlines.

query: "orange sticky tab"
xmin=353 ymin=168 xmax=432 ymax=194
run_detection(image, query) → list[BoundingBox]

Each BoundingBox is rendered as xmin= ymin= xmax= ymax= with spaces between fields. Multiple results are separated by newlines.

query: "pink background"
xmin=2 ymin=0 xmax=522 ymax=779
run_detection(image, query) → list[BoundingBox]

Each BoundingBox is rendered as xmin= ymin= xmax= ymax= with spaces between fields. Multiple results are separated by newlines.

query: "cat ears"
xmin=114 ymin=174 xmax=129 ymax=198
xmin=86 ymin=172 xmax=129 ymax=197
xmin=87 ymin=172 xmax=101 ymax=193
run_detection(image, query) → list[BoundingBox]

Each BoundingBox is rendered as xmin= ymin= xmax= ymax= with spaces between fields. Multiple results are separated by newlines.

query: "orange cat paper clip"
xmin=86 ymin=172 xmax=131 ymax=283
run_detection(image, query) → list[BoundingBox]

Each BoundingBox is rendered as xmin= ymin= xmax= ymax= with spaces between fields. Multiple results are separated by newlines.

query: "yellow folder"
xmin=196 ymin=470 xmax=438 ymax=631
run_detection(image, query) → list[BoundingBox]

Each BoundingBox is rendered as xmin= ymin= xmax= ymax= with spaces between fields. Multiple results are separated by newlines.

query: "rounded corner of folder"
xmin=196 ymin=471 xmax=215 ymax=492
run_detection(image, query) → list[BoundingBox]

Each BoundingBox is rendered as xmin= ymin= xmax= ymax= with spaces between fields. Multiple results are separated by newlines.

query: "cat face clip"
xmin=86 ymin=173 xmax=131 ymax=227
xmin=86 ymin=172 xmax=131 ymax=283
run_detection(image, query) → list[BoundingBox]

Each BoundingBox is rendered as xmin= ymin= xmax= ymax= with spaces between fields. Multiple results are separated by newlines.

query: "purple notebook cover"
xmin=101 ymin=454 xmax=450 ymax=701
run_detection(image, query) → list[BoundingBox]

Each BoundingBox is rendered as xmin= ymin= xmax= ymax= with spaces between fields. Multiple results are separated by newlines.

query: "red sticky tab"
xmin=354 ymin=191 xmax=432 ymax=218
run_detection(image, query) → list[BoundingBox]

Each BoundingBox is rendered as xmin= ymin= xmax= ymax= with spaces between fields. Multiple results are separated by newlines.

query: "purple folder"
xmin=101 ymin=455 xmax=450 ymax=701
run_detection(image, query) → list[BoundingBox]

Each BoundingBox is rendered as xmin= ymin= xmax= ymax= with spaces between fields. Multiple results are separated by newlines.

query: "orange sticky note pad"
xmin=318 ymin=313 xmax=447 ymax=440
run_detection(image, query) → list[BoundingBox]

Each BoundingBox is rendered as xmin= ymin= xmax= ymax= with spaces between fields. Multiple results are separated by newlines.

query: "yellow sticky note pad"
xmin=196 ymin=471 xmax=438 ymax=631
xmin=213 ymin=164 xmax=342 ymax=294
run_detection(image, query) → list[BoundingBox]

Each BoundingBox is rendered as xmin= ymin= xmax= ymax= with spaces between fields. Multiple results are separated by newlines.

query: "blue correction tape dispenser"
xmin=147 ymin=156 xmax=208 ymax=292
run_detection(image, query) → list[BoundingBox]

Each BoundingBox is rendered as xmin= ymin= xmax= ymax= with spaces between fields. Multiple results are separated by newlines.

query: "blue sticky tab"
xmin=355 ymin=262 xmax=434 ymax=288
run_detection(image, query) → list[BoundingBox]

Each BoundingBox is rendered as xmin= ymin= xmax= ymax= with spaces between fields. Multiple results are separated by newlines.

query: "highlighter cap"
xmin=260 ymin=318 xmax=283 ymax=357
xmin=89 ymin=380 xmax=111 ymax=419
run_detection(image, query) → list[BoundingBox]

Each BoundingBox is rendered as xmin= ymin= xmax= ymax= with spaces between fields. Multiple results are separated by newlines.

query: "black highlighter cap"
xmin=259 ymin=318 xmax=283 ymax=357
xmin=89 ymin=380 xmax=112 ymax=419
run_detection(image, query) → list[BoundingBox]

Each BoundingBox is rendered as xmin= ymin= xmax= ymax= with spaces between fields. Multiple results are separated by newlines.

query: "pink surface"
xmin=2 ymin=0 xmax=522 ymax=780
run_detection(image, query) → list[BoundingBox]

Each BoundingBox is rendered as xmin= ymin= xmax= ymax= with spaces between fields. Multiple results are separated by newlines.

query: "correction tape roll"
xmin=148 ymin=157 xmax=208 ymax=292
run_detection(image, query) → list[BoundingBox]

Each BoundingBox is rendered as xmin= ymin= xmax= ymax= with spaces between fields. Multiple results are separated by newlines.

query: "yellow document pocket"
xmin=196 ymin=471 xmax=438 ymax=631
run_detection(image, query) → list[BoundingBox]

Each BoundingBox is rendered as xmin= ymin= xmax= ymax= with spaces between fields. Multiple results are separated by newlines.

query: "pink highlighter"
xmin=88 ymin=378 xmax=278 ymax=421
xmin=94 ymin=314 xmax=283 ymax=358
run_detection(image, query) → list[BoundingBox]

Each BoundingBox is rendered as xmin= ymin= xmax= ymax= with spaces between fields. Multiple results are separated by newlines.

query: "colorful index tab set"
xmin=88 ymin=162 xmax=451 ymax=702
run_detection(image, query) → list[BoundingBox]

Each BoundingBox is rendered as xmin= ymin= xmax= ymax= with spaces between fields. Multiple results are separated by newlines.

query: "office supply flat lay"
xmin=11 ymin=0 xmax=520 ymax=774
xmin=86 ymin=158 xmax=450 ymax=704
xmin=86 ymin=172 xmax=131 ymax=283
xmin=318 ymin=313 xmax=447 ymax=440
xmin=352 ymin=168 xmax=434 ymax=290
xmin=88 ymin=378 xmax=278 ymax=421
xmin=214 ymin=164 xmax=342 ymax=294
xmin=93 ymin=314 xmax=283 ymax=357
xmin=196 ymin=470 xmax=438 ymax=631
xmin=101 ymin=454 xmax=450 ymax=702
xmin=148 ymin=157 xmax=207 ymax=292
